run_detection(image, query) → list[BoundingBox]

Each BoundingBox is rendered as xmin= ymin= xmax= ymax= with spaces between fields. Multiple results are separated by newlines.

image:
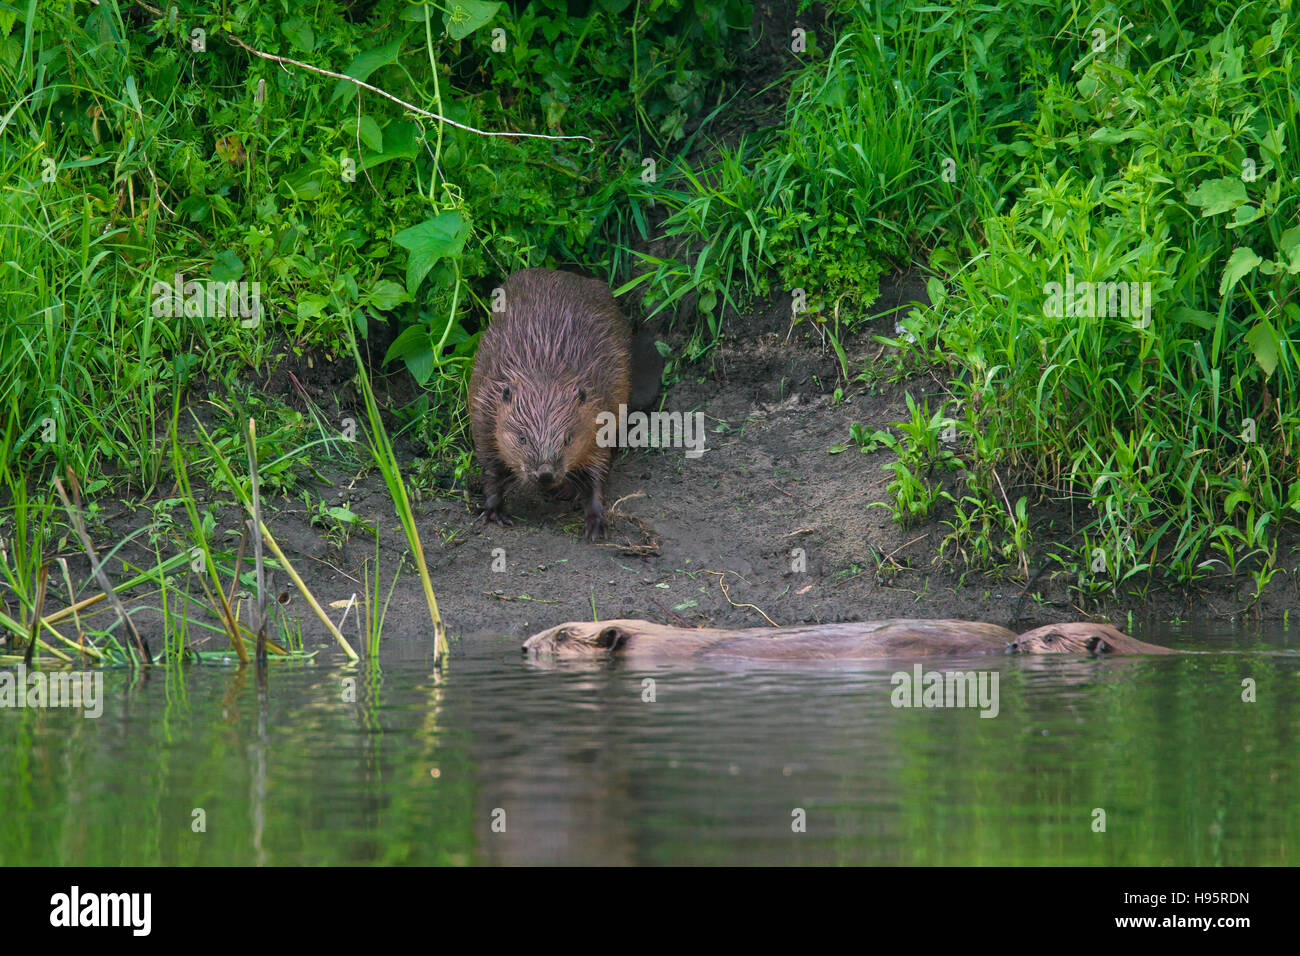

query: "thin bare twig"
xmin=878 ymin=532 xmax=930 ymax=569
xmin=223 ymin=35 xmax=593 ymax=145
xmin=702 ymin=569 xmax=778 ymax=627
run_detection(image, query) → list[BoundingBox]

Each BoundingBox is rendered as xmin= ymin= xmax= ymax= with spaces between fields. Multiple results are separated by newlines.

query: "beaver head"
xmin=493 ymin=375 xmax=603 ymax=488
xmin=1010 ymin=622 xmax=1173 ymax=655
xmin=523 ymin=620 xmax=634 ymax=658
xmin=1010 ymin=627 xmax=1106 ymax=655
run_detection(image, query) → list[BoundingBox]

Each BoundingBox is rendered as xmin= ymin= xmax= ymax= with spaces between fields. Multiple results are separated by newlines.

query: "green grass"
xmin=1 ymin=0 xmax=1295 ymax=629
xmin=0 ymin=0 xmax=752 ymax=651
xmin=633 ymin=0 xmax=1299 ymax=595
xmin=886 ymin=0 xmax=1300 ymax=589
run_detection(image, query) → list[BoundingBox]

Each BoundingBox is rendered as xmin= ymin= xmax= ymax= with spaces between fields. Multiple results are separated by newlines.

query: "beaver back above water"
xmin=468 ymin=269 xmax=631 ymax=540
xmin=521 ymin=618 xmax=1176 ymax=661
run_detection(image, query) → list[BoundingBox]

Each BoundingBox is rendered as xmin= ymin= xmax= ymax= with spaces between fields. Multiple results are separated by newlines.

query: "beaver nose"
xmin=535 ymin=466 xmax=556 ymax=486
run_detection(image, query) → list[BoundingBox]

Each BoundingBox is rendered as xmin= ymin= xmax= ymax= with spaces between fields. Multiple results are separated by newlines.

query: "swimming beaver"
xmin=1010 ymin=622 xmax=1173 ymax=655
xmin=522 ymin=619 xmax=1176 ymax=661
xmin=468 ymin=269 xmax=631 ymax=540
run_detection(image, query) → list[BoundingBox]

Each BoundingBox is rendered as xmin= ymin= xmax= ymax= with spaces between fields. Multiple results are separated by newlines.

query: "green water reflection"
xmin=1 ymin=626 xmax=1295 ymax=865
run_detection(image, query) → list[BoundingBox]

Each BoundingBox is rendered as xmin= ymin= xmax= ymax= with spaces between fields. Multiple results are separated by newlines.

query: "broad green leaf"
xmin=443 ymin=1 xmax=501 ymax=41
xmin=124 ymin=75 xmax=142 ymax=116
xmin=1271 ymin=17 xmax=1288 ymax=52
xmin=1244 ymin=319 xmax=1279 ymax=378
xmin=356 ymin=116 xmax=383 ymax=152
xmin=363 ymin=280 xmax=409 ymax=310
xmin=1228 ymin=204 xmax=1261 ymax=229
xmin=330 ymin=41 xmax=402 ymax=105
xmin=1260 ymin=121 xmax=1287 ymax=161
xmin=211 ymin=250 xmax=244 ymax=282
xmin=1223 ymin=490 xmax=1251 ymax=516
xmin=925 ymin=276 xmax=945 ymax=306
xmin=360 ymin=121 xmax=419 ymax=171
xmin=282 ymin=17 xmax=314 ymax=51
xmin=280 ymin=166 xmax=322 ymax=199
xmin=1186 ymin=177 xmax=1248 ymax=217
xmin=297 ymin=294 xmax=329 ymax=322
xmin=1090 ymin=127 xmax=1140 ymax=144
xmin=1279 ymin=225 xmax=1300 ymax=273
xmin=1218 ymin=246 xmax=1261 ymax=296
xmin=393 ymin=212 xmax=470 ymax=295
xmin=1169 ymin=305 xmax=1215 ymax=330
xmin=383 ymin=326 xmax=435 ymax=384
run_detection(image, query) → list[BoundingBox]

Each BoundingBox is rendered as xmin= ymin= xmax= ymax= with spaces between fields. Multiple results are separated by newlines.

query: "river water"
xmin=1 ymin=622 xmax=1295 ymax=865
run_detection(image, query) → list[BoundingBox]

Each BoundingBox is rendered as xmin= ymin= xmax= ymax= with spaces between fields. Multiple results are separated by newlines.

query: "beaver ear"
xmin=1085 ymin=634 xmax=1114 ymax=656
xmin=595 ymin=625 xmax=627 ymax=651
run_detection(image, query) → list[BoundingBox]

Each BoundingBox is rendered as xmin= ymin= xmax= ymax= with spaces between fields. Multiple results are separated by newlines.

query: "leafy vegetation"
xmin=1 ymin=0 xmax=1296 ymax=648
xmin=886 ymin=0 xmax=1300 ymax=592
xmin=640 ymin=0 xmax=1299 ymax=594
xmin=2 ymin=0 xmax=750 ymax=489
xmin=0 ymin=0 xmax=750 ymax=659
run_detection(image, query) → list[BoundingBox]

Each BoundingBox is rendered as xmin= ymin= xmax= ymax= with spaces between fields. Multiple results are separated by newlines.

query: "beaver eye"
xmin=500 ymin=385 xmax=512 ymax=403
xmin=564 ymin=430 xmax=573 ymax=445
xmin=577 ymin=387 xmax=587 ymax=403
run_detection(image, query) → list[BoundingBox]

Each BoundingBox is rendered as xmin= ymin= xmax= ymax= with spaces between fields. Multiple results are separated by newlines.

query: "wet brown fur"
xmin=468 ymin=269 xmax=631 ymax=540
xmin=1009 ymin=622 xmax=1175 ymax=655
xmin=522 ymin=618 xmax=1177 ymax=660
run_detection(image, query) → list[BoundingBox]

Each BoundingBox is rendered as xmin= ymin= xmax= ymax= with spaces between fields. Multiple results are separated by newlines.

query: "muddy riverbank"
xmin=67 ymin=272 xmax=1300 ymax=660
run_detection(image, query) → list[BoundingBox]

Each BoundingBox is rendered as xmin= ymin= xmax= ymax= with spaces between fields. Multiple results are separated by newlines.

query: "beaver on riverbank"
xmin=468 ymin=269 xmax=631 ymax=540
xmin=522 ymin=618 xmax=1177 ymax=661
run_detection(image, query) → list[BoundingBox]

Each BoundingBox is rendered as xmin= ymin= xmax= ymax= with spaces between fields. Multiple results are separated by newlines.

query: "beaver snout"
xmin=525 ymin=452 xmax=567 ymax=487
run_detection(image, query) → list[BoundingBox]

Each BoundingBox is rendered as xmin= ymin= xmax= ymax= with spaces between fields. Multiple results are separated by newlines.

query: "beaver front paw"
xmin=584 ymin=512 xmax=606 ymax=541
xmin=482 ymin=507 xmax=514 ymax=527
